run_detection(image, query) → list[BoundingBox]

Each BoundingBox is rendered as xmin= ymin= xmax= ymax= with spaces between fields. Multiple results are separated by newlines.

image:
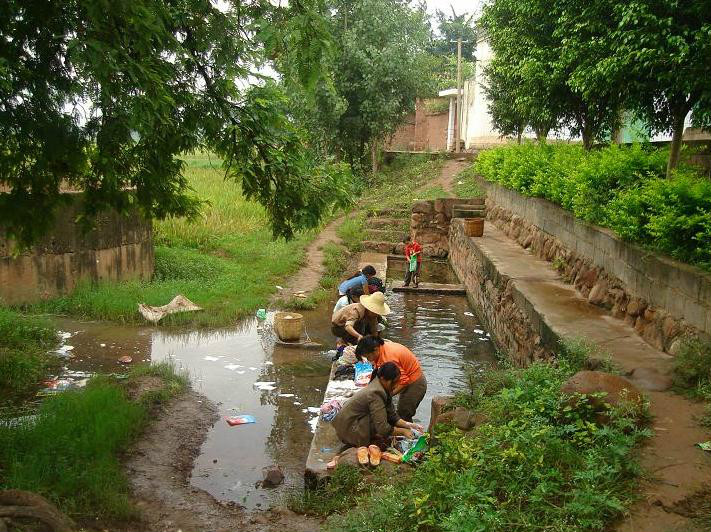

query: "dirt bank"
xmin=125 ymin=389 xmax=323 ymax=532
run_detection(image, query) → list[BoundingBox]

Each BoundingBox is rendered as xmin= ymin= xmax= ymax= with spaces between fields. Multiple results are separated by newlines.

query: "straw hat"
xmin=360 ymin=291 xmax=391 ymax=316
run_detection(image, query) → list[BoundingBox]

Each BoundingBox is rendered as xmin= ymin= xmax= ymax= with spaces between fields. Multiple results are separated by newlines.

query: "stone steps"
xmin=365 ymin=228 xmax=408 ymax=242
xmin=369 ymin=217 xmax=410 ymax=230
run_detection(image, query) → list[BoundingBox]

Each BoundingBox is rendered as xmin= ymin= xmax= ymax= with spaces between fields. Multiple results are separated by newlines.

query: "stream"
xmin=49 ymin=263 xmax=495 ymax=510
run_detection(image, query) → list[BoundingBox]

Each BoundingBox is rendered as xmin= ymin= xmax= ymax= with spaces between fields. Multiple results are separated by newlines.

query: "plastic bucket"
xmin=464 ymin=218 xmax=484 ymax=237
xmin=274 ymin=312 xmax=304 ymax=342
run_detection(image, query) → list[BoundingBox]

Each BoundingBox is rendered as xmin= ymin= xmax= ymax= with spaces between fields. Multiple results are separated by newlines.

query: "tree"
xmin=601 ymin=0 xmax=711 ymax=175
xmin=431 ymin=7 xmax=477 ymax=59
xmin=278 ymin=0 xmax=433 ymax=174
xmin=0 ymin=0 xmax=346 ymax=246
xmin=482 ymin=0 xmax=625 ymax=149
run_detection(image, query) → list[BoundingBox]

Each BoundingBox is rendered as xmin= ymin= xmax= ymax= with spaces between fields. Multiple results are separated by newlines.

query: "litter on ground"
xmin=138 ymin=295 xmax=202 ymax=323
xmin=226 ymin=415 xmax=256 ymax=426
xmin=224 ymin=364 xmax=242 ymax=371
xmin=204 ymin=356 xmax=219 ymax=362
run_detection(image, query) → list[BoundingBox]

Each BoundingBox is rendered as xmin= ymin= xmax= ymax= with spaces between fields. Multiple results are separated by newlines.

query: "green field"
xmin=31 ymin=154 xmax=318 ymax=326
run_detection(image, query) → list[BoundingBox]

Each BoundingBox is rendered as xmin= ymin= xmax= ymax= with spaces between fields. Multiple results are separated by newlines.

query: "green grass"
xmin=671 ymin=338 xmax=711 ymax=427
xmin=324 ymin=339 xmax=650 ymax=532
xmin=454 ymin=163 xmax=484 ymax=198
xmin=337 ymin=214 xmax=367 ymax=252
xmin=0 ymin=362 xmax=186 ymax=522
xmin=30 ymin=159 xmax=318 ymax=326
xmin=0 ymin=307 xmax=58 ymax=405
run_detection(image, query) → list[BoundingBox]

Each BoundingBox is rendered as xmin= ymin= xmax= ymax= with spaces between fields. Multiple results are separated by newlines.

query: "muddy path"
xmin=126 ymin=390 xmax=323 ymax=532
xmin=429 ymin=158 xmax=469 ymax=196
xmin=276 ymin=216 xmax=345 ymax=300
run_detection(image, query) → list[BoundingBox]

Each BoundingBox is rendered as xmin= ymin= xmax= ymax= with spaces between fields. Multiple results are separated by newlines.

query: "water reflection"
xmin=53 ymin=280 xmax=495 ymax=510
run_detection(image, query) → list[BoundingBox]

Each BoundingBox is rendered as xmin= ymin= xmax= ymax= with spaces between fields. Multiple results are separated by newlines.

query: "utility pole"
xmin=455 ymin=37 xmax=463 ymax=153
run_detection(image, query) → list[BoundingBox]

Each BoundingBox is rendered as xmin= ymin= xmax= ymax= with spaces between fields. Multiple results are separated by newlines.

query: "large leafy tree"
xmin=600 ymin=0 xmax=711 ymax=175
xmin=431 ymin=7 xmax=477 ymax=59
xmin=278 ymin=0 xmax=433 ymax=174
xmin=0 ymin=0 xmax=346 ymax=246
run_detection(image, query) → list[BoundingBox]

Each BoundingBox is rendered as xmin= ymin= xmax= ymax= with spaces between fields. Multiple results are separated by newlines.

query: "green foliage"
xmin=31 ymin=165 xmax=319 ymax=325
xmin=278 ymin=0 xmax=434 ymax=172
xmin=287 ymin=464 xmax=373 ymax=516
xmin=430 ymin=8 xmax=477 ymax=59
xmin=337 ymin=215 xmax=366 ymax=253
xmin=0 ymin=363 xmax=187 ymax=520
xmin=0 ymin=382 xmax=145 ymax=520
xmin=0 ymin=308 xmax=58 ymax=404
xmin=453 ymin=165 xmax=484 ymax=198
xmin=0 ymin=0 xmax=347 ymax=246
xmin=328 ymin=348 xmax=649 ymax=532
xmin=475 ymin=143 xmax=711 ymax=268
xmin=672 ymin=339 xmax=711 ymax=393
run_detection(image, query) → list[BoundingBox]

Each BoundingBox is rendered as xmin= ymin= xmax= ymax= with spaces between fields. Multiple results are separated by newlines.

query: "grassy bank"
xmin=0 ymin=308 xmax=58 ymax=405
xmin=309 ymin=340 xmax=649 ymax=532
xmin=31 ymin=154 xmax=318 ymax=326
xmin=337 ymin=154 xmax=445 ymax=251
xmin=0 ymin=362 xmax=187 ymax=523
xmin=468 ymin=143 xmax=711 ymax=269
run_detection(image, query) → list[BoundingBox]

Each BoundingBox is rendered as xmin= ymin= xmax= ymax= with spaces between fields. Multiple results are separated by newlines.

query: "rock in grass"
xmin=627 ymin=367 xmax=673 ymax=392
xmin=261 ymin=465 xmax=284 ymax=488
xmin=561 ymin=370 xmax=644 ymax=422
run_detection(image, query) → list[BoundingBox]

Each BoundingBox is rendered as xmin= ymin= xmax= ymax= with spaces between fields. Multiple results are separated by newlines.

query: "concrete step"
xmin=362 ymin=240 xmax=398 ymax=254
xmin=391 ymin=280 xmax=466 ymax=295
xmin=365 ymin=228 xmax=408 ymax=242
xmin=370 ymin=217 xmax=410 ymax=229
xmin=452 ymin=207 xmax=485 ymax=219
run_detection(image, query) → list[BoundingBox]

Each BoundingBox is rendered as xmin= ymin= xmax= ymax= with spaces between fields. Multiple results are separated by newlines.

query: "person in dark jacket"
xmin=332 ymin=362 xmax=421 ymax=448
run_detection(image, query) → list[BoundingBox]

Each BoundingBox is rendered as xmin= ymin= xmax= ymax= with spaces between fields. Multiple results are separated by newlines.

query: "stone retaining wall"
xmin=410 ymin=198 xmax=483 ymax=258
xmin=0 ymin=194 xmax=153 ymax=304
xmin=480 ymin=179 xmax=711 ymax=354
xmin=449 ymin=219 xmax=551 ymax=365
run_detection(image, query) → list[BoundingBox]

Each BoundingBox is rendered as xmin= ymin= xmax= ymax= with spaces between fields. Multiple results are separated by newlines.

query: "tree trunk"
xmin=535 ymin=128 xmax=549 ymax=143
xmin=611 ymin=107 xmax=624 ymax=144
xmin=371 ymin=141 xmax=378 ymax=175
xmin=666 ymin=111 xmax=686 ymax=177
xmin=517 ymin=130 xmax=522 ymax=145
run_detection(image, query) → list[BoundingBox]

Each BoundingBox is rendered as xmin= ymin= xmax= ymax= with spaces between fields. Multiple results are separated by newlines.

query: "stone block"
xmin=412 ymin=200 xmax=434 ymax=214
xmin=588 ymin=280 xmax=608 ymax=306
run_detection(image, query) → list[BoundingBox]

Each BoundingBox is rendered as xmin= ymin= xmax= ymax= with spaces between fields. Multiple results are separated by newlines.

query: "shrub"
xmin=672 ymin=338 xmax=711 ymax=392
xmin=0 ymin=308 xmax=58 ymax=403
xmin=328 ymin=343 xmax=649 ymax=532
xmin=474 ymin=143 xmax=711 ymax=269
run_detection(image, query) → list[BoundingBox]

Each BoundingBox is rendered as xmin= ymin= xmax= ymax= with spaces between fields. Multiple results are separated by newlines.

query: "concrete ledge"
xmin=449 ymin=219 xmax=673 ymax=372
xmin=391 ymin=281 xmax=466 ymax=295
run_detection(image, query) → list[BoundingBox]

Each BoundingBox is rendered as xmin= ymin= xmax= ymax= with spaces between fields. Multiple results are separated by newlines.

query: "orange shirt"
xmin=373 ymin=341 xmax=422 ymax=387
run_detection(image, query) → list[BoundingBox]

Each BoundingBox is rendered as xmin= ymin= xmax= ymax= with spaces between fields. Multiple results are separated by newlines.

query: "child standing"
xmin=403 ymin=235 xmax=422 ymax=287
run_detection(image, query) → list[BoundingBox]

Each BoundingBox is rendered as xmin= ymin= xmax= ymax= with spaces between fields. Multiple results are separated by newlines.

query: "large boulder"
xmin=561 ymin=371 xmax=644 ymax=422
xmin=427 ymin=395 xmax=454 ymax=433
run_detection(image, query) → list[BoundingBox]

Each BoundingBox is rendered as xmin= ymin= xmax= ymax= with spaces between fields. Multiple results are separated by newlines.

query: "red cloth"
xmin=405 ymin=242 xmax=422 ymax=262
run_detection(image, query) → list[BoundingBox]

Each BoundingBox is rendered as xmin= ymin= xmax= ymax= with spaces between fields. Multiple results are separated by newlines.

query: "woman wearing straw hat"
xmin=331 ymin=291 xmax=391 ymax=344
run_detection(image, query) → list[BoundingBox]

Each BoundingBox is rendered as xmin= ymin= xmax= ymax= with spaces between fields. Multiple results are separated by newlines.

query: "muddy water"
xmin=52 ymin=278 xmax=494 ymax=510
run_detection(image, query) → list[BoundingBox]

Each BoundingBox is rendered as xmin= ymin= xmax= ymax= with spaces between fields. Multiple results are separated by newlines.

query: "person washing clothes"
xmin=338 ymin=265 xmax=376 ymax=296
xmin=355 ymin=336 xmax=427 ymax=422
xmin=403 ymin=236 xmax=422 ymax=288
xmin=332 ymin=362 xmax=423 ymax=454
xmin=333 ymin=285 xmax=364 ymax=314
xmin=331 ymin=291 xmax=391 ymax=344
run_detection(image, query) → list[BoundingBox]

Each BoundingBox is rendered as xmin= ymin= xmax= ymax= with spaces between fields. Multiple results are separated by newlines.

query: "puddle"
xmin=49 ymin=269 xmax=495 ymax=510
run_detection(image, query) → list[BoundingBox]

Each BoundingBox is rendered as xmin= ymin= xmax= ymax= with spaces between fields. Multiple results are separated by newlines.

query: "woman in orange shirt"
xmin=355 ymin=336 xmax=427 ymax=422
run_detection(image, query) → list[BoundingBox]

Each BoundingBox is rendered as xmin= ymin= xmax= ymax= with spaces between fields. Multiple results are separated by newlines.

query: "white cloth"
xmin=333 ymin=295 xmax=349 ymax=314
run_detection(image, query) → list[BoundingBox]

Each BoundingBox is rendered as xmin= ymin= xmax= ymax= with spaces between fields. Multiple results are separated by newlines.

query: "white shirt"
xmin=333 ymin=295 xmax=349 ymax=314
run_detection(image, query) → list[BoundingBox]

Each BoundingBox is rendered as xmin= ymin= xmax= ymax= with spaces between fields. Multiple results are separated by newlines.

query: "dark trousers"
xmin=331 ymin=320 xmax=373 ymax=344
xmin=396 ymin=374 xmax=427 ymax=422
xmin=404 ymin=261 xmax=421 ymax=286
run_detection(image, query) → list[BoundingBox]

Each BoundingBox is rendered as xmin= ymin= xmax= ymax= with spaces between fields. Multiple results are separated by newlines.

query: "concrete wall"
xmin=449 ymin=219 xmax=551 ymax=365
xmin=481 ymin=180 xmax=711 ymax=352
xmin=0 ymin=195 xmax=154 ymax=304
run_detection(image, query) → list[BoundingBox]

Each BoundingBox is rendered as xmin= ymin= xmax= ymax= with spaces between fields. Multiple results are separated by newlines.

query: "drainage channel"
xmin=49 ymin=262 xmax=494 ymax=510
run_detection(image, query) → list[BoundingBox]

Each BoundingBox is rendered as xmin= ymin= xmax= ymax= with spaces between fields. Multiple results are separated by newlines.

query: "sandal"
xmin=368 ymin=444 xmax=382 ymax=466
xmin=356 ymin=446 xmax=369 ymax=465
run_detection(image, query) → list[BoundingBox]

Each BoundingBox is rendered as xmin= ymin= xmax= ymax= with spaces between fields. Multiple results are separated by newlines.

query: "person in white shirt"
xmin=333 ymin=285 xmax=364 ymax=314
